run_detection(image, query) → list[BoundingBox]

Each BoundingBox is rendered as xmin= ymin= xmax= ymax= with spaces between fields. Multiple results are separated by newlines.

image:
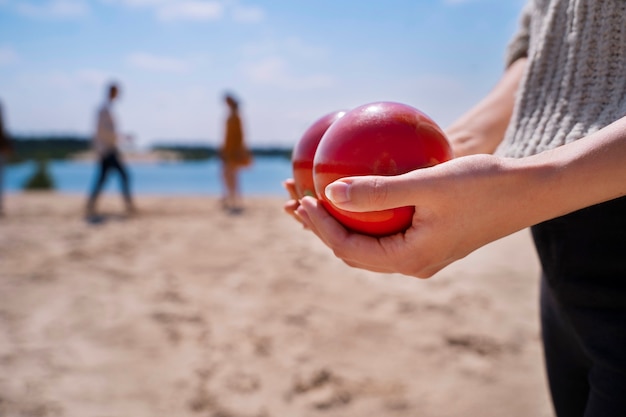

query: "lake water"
xmin=5 ymin=157 xmax=293 ymax=196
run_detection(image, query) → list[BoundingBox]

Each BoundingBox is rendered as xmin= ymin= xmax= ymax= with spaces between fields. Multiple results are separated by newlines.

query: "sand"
xmin=0 ymin=193 xmax=554 ymax=417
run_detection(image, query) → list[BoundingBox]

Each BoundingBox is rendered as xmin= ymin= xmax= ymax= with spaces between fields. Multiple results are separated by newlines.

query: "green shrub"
xmin=23 ymin=159 xmax=55 ymax=190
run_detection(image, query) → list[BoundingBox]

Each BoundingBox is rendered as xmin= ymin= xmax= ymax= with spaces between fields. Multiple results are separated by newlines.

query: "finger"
xmin=284 ymin=198 xmax=300 ymax=213
xmin=296 ymin=202 xmax=388 ymax=273
xmin=342 ymin=258 xmax=396 ymax=274
xmin=296 ymin=203 xmax=394 ymax=273
xmin=300 ymin=196 xmax=454 ymax=278
xmin=296 ymin=198 xmax=339 ymax=242
xmin=284 ymin=199 xmax=307 ymax=227
xmin=323 ymin=169 xmax=434 ymax=213
xmin=298 ymin=197 xmax=404 ymax=270
xmin=283 ymin=179 xmax=299 ymax=200
xmin=296 ymin=196 xmax=351 ymax=248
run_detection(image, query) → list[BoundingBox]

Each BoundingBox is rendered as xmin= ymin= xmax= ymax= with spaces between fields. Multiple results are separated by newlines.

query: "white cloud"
xmin=100 ymin=0 xmax=223 ymax=20
xmin=283 ymin=37 xmax=329 ymax=60
xmin=15 ymin=0 xmax=89 ymax=19
xmin=12 ymin=69 xmax=117 ymax=90
xmin=127 ymin=52 xmax=191 ymax=73
xmin=442 ymin=0 xmax=475 ymax=4
xmin=0 ymin=45 xmax=18 ymax=66
xmin=76 ymin=69 xmax=112 ymax=87
xmin=242 ymin=37 xmax=329 ymax=61
xmin=156 ymin=0 xmax=223 ymax=21
xmin=239 ymin=36 xmax=334 ymax=91
xmin=245 ymin=56 xmax=283 ymax=82
xmin=231 ymin=4 xmax=264 ymax=23
xmin=104 ymin=0 xmax=166 ymax=6
xmin=243 ymin=56 xmax=335 ymax=90
xmin=101 ymin=0 xmax=264 ymax=23
xmin=14 ymin=70 xmax=73 ymax=89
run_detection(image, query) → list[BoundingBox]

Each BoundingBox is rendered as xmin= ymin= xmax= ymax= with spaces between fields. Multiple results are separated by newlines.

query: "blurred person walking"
xmin=0 ymin=100 xmax=13 ymax=217
xmin=86 ymin=82 xmax=136 ymax=218
xmin=219 ymin=92 xmax=251 ymax=213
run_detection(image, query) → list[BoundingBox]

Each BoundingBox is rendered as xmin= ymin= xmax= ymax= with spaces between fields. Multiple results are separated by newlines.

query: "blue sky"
xmin=0 ymin=0 xmax=526 ymax=148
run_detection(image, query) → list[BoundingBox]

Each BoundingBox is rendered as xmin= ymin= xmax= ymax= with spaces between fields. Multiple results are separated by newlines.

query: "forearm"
xmin=506 ymin=116 xmax=626 ymax=226
xmin=445 ymin=58 xmax=527 ymax=157
xmin=294 ymin=115 xmax=626 ymax=278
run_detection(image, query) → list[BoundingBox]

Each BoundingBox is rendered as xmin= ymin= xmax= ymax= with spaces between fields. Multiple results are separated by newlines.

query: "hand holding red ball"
xmin=292 ymin=101 xmax=452 ymax=237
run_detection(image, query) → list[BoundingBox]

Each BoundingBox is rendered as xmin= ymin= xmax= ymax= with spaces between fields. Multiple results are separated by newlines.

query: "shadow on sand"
xmin=84 ymin=213 xmax=132 ymax=225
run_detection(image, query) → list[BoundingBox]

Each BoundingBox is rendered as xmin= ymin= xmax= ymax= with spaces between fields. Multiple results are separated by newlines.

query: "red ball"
xmin=313 ymin=101 xmax=453 ymax=237
xmin=291 ymin=110 xmax=347 ymax=198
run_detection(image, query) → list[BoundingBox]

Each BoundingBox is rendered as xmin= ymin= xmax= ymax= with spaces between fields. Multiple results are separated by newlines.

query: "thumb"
xmin=324 ymin=173 xmax=423 ymax=212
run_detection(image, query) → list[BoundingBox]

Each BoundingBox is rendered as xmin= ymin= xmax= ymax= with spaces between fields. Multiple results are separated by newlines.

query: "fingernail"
xmin=325 ymin=181 xmax=350 ymax=204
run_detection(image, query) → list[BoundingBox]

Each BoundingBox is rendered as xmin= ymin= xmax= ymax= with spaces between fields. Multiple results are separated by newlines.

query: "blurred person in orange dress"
xmin=219 ymin=92 xmax=251 ymax=213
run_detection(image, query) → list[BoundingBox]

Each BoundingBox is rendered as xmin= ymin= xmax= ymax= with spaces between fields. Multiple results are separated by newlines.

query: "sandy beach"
xmin=0 ymin=192 xmax=554 ymax=417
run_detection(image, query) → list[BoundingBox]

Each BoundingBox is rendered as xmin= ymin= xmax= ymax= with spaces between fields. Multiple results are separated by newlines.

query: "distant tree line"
xmin=152 ymin=144 xmax=292 ymax=160
xmin=152 ymin=144 xmax=218 ymax=160
xmin=6 ymin=135 xmax=293 ymax=163
xmin=9 ymin=136 xmax=90 ymax=163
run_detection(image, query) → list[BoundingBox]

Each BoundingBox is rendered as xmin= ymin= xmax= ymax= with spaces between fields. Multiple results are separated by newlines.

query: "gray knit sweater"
xmin=497 ymin=0 xmax=626 ymax=158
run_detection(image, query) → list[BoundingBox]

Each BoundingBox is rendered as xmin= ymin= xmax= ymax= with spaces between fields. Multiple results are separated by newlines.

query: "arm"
xmin=296 ymin=116 xmax=626 ymax=278
xmin=445 ymin=57 xmax=526 ymax=156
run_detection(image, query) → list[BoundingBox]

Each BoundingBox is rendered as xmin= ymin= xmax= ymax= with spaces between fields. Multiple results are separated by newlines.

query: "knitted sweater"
xmin=497 ymin=0 xmax=626 ymax=158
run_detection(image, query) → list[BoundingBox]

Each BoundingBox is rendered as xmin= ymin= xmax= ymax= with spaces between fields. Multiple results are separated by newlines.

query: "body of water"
xmin=5 ymin=157 xmax=293 ymax=196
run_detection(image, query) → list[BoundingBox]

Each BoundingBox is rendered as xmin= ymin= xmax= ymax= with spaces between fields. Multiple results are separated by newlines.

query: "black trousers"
xmin=87 ymin=151 xmax=133 ymax=207
xmin=532 ymin=196 xmax=626 ymax=417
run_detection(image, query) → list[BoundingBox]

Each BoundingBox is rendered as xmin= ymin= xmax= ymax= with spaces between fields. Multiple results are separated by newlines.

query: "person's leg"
xmin=109 ymin=153 xmax=134 ymax=212
xmin=0 ymin=155 xmax=5 ymax=215
xmin=584 ymin=365 xmax=626 ymax=416
xmin=231 ymin=165 xmax=241 ymax=208
xmin=86 ymin=155 xmax=113 ymax=214
xmin=541 ymin=297 xmax=626 ymax=417
xmin=566 ymin=307 xmax=626 ymax=417
xmin=534 ymin=197 xmax=626 ymax=417
xmin=222 ymin=163 xmax=238 ymax=209
xmin=540 ymin=276 xmax=591 ymax=417
xmin=220 ymin=163 xmax=229 ymax=208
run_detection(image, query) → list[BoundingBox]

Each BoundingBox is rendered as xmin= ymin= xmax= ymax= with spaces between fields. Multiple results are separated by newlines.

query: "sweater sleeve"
xmin=505 ymin=2 xmax=533 ymax=68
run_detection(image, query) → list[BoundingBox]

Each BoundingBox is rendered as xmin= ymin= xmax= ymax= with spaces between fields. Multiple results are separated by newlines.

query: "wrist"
xmin=505 ymin=146 xmax=603 ymax=226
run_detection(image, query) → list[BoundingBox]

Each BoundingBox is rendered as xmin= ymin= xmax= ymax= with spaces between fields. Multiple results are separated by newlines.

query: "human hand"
xmin=295 ymin=154 xmax=532 ymax=278
xmin=283 ymin=178 xmax=307 ymax=228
